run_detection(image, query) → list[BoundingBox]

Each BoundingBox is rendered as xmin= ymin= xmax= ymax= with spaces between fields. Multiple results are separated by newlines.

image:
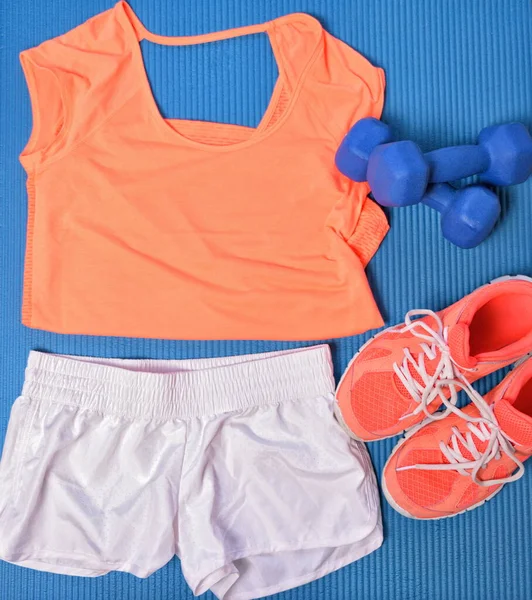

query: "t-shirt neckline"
xmin=119 ymin=1 xmax=321 ymax=152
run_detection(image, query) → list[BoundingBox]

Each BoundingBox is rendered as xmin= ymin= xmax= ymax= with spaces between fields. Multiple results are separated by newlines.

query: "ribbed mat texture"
xmin=1 ymin=1 xmax=531 ymax=599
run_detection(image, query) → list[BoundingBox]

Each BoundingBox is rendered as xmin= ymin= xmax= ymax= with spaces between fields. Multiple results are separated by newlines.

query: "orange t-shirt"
xmin=19 ymin=1 xmax=388 ymax=340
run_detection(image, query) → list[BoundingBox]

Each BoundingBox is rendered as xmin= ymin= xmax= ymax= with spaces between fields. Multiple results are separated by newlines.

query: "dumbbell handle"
xmin=422 ymin=183 xmax=456 ymax=212
xmin=425 ymin=145 xmax=489 ymax=183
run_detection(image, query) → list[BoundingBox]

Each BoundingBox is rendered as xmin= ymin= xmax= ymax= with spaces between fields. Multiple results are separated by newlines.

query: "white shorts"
xmin=0 ymin=346 xmax=382 ymax=599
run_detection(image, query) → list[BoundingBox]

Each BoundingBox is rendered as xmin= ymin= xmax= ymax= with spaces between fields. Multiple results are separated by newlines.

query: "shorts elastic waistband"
xmin=22 ymin=346 xmax=335 ymax=420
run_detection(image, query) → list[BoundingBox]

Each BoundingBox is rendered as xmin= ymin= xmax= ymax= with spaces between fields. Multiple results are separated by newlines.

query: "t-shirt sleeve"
xmin=307 ymin=30 xmax=388 ymax=268
xmin=19 ymin=41 xmax=68 ymax=168
xmin=307 ymin=30 xmax=385 ymax=143
xmin=19 ymin=6 xmax=135 ymax=170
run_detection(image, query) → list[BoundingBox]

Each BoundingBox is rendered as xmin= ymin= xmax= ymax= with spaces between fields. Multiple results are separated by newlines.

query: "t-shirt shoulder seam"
xmin=299 ymin=42 xmax=348 ymax=146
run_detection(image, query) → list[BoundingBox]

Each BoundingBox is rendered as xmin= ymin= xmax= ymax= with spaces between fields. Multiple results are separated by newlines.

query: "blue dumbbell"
xmin=415 ymin=183 xmax=500 ymax=249
xmin=335 ymin=117 xmax=393 ymax=181
xmin=367 ymin=122 xmax=532 ymax=207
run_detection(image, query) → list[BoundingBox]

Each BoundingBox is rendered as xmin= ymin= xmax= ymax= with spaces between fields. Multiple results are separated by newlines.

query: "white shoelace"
xmin=397 ymin=379 xmax=526 ymax=487
xmin=393 ymin=309 xmax=476 ymax=421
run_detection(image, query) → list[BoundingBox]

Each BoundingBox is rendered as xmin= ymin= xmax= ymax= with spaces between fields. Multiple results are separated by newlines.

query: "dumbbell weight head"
xmin=335 ymin=118 xmax=393 ymax=181
xmin=425 ymin=123 xmax=532 ymax=184
xmin=366 ymin=140 xmax=429 ymax=207
xmin=477 ymin=122 xmax=532 ymax=186
xmin=367 ymin=123 xmax=532 ymax=208
xmin=423 ymin=183 xmax=501 ymax=249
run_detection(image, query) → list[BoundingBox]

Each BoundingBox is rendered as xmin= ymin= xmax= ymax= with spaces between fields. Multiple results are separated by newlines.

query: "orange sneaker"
xmin=335 ymin=276 xmax=532 ymax=441
xmin=382 ymin=357 xmax=532 ymax=519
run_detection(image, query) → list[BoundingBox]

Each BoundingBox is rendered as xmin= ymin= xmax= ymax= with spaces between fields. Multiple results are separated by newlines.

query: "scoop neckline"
xmin=118 ymin=1 xmax=321 ymax=152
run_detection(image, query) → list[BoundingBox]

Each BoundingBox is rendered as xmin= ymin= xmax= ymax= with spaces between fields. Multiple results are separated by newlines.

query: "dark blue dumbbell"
xmin=419 ymin=183 xmax=500 ymax=249
xmin=335 ymin=118 xmax=393 ymax=181
xmin=367 ymin=123 xmax=532 ymax=207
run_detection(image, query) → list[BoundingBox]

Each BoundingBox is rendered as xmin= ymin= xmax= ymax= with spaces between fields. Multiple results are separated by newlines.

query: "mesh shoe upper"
xmin=336 ymin=277 xmax=532 ymax=441
xmin=383 ymin=357 xmax=532 ymax=519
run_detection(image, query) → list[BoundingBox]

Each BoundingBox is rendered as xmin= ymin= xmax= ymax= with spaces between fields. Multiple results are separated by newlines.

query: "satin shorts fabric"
xmin=0 ymin=346 xmax=382 ymax=599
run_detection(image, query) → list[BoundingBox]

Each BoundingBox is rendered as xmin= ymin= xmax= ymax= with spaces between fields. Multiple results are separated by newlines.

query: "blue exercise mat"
xmin=0 ymin=1 xmax=531 ymax=599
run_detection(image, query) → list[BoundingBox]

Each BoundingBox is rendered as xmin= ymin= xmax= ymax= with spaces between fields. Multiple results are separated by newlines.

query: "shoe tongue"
xmin=447 ymin=322 xmax=477 ymax=369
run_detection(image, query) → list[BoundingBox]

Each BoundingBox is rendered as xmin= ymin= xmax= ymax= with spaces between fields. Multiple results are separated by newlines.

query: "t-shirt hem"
xmin=21 ymin=315 xmax=385 ymax=342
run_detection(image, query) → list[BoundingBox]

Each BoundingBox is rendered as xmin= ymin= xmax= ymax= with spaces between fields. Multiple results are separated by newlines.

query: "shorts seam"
xmin=195 ymin=526 xmax=384 ymax=598
xmin=196 ymin=528 xmax=381 ymax=572
xmin=26 ymin=365 xmax=328 ymax=394
xmin=0 ymin=543 xmax=152 ymax=573
xmin=20 ymin=391 xmax=332 ymax=423
xmin=26 ymin=366 xmax=179 ymax=390
xmin=175 ymin=419 xmax=189 ymax=556
xmin=10 ymin=398 xmax=40 ymax=505
xmin=22 ymin=394 xmax=160 ymax=423
xmin=355 ymin=442 xmax=380 ymax=513
xmin=231 ymin=549 xmax=379 ymax=600
xmin=323 ymin=399 xmax=380 ymax=521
